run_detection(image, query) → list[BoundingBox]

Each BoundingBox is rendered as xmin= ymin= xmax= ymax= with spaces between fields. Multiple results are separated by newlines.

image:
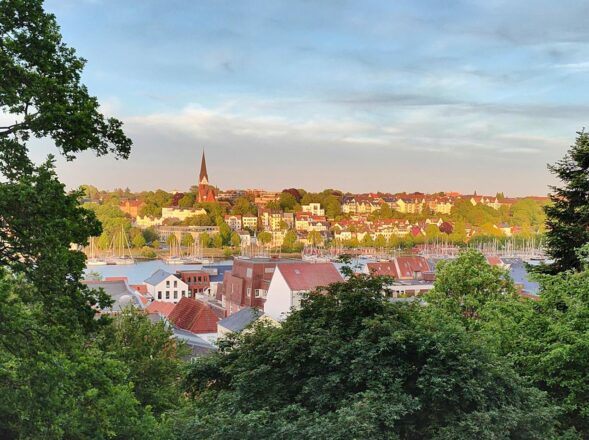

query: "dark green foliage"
xmin=541 ymin=130 xmax=589 ymax=273
xmin=97 ymin=308 xmax=190 ymax=416
xmin=177 ymin=275 xmax=559 ymax=439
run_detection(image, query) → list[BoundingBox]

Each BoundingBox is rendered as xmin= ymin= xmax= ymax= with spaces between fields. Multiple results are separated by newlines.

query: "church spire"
xmin=199 ymin=149 xmax=209 ymax=184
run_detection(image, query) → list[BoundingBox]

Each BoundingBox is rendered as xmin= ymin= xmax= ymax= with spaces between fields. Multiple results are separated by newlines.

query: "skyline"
xmin=25 ymin=0 xmax=589 ymax=195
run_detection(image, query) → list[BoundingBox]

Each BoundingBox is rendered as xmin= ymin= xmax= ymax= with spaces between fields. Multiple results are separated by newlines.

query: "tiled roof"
xmin=278 ymin=262 xmax=343 ymax=291
xmin=145 ymin=301 xmax=176 ymax=317
xmin=130 ymin=284 xmax=148 ymax=294
xmin=144 ymin=269 xmax=175 ymax=286
xmin=168 ymin=297 xmax=219 ymax=334
xmin=366 ymin=262 xmax=398 ymax=278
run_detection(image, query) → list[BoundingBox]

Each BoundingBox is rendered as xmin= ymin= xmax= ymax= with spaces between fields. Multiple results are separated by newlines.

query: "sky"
xmin=27 ymin=0 xmax=589 ymax=195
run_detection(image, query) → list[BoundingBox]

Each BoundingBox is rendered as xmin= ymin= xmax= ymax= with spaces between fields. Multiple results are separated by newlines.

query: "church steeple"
xmin=199 ymin=150 xmax=209 ymax=185
xmin=197 ymin=149 xmax=215 ymax=203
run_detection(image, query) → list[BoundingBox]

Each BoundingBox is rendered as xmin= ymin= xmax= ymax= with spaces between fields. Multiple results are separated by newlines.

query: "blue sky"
xmin=32 ymin=0 xmax=589 ymax=195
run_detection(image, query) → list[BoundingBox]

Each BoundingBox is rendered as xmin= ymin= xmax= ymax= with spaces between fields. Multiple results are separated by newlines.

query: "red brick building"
xmin=197 ymin=150 xmax=216 ymax=203
xmin=218 ymin=258 xmax=300 ymax=315
xmin=176 ymin=270 xmax=211 ymax=295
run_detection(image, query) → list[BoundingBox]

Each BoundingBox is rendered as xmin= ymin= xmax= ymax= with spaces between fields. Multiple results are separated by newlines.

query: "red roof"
xmin=130 ymin=284 xmax=148 ymax=294
xmin=168 ymin=297 xmax=219 ymax=334
xmin=368 ymin=257 xmax=431 ymax=280
xmin=105 ymin=276 xmax=128 ymax=282
xmin=277 ymin=263 xmax=343 ymax=291
xmin=486 ymin=256 xmax=503 ymax=266
xmin=395 ymin=256 xmax=431 ymax=279
xmin=146 ymin=301 xmax=176 ymax=317
xmin=366 ymin=262 xmax=398 ymax=278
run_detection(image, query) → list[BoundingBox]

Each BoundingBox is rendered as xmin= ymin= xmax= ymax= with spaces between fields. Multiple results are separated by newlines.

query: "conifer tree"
xmin=541 ymin=130 xmax=589 ymax=273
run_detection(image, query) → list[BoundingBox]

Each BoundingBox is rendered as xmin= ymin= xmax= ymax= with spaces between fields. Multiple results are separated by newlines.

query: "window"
xmin=246 ymin=287 xmax=251 ymax=297
xmin=165 ymin=291 xmax=170 ymax=299
xmin=264 ymin=267 xmax=274 ymax=274
xmin=174 ymin=291 xmax=178 ymax=299
xmin=255 ymin=289 xmax=267 ymax=298
xmin=157 ymin=291 xmax=162 ymax=300
xmin=174 ymin=280 xmax=177 ymax=288
xmin=246 ymin=268 xmax=253 ymax=278
xmin=182 ymin=290 xmax=186 ymax=297
xmin=166 ymin=280 xmax=170 ymax=287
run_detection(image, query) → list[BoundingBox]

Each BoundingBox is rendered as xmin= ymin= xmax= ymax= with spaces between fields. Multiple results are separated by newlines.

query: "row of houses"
xmin=85 ymin=251 xmax=537 ymax=358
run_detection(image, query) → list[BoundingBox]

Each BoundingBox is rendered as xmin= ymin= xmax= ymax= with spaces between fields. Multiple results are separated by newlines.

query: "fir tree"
xmin=541 ymin=130 xmax=589 ymax=273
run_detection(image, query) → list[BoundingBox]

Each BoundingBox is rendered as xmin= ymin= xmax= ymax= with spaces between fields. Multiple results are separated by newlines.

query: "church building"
xmin=198 ymin=150 xmax=216 ymax=203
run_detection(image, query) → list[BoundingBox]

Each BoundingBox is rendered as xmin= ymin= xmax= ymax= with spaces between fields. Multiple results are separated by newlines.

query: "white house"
xmin=263 ymin=262 xmax=343 ymax=321
xmin=144 ymin=269 xmax=189 ymax=303
xmin=301 ymin=202 xmax=325 ymax=216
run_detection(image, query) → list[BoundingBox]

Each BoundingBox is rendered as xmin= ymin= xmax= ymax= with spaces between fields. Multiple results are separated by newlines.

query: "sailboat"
xmin=86 ymin=236 xmax=107 ymax=266
xmin=183 ymin=240 xmax=209 ymax=265
xmin=106 ymin=226 xmax=135 ymax=265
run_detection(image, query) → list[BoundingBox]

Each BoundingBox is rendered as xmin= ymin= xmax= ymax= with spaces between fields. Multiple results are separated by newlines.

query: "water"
xmin=85 ymin=260 xmax=233 ymax=284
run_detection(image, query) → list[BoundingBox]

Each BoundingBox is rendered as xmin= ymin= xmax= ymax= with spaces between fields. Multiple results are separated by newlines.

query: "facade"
xmin=197 ymin=150 xmax=216 ymax=203
xmin=176 ymin=270 xmax=211 ymax=295
xmin=224 ymin=214 xmax=242 ymax=231
xmin=263 ymin=262 xmax=344 ymax=321
xmin=242 ymin=216 xmax=258 ymax=230
xmin=301 ymin=202 xmax=325 ymax=216
xmin=218 ymin=258 xmax=300 ymax=315
xmin=144 ymin=269 xmax=189 ymax=303
xmin=119 ymin=199 xmax=144 ymax=218
xmin=161 ymin=207 xmax=207 ymax=222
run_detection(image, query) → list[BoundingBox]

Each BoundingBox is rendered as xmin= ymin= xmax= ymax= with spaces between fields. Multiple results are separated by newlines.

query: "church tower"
xmin=198 ymin=150 xmax=216 ymax=203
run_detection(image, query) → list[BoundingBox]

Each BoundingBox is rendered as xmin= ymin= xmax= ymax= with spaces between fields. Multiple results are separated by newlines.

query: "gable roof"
xmin=218 ymin=307 xmax=261 ymax=332
xmin=277 ymin=263 xmax=343 ymax=292
xmin=366 ymin=262 xmax=398 ymax=278
xmin=144 ymin=269 xmax=175 ymax=286
xmin=145 ymin=301 xmax=176 ymax=317
xmin=394 ymin=256 xmax=431 ymax=279
xmin=83 ymin=280 xmax=142 ymax=312
xmin=168 ymin=297 xmax=219 ymax=334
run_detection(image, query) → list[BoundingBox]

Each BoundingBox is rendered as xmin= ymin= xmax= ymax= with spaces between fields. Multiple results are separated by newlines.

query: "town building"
xmin=176 ymin=270 xmax=211 ymax=296
xmin=83 ymin=279 xmax=146 ymax=314
xmin=144 ymin=269 xmax=189 ymax=303
xmin=197 ymin=150 xmax=216 ymax=203
xmin=218 ymin=258 xmax=300 ymax=315
xmin=161 ymin=207 xmax=207 ymax=222
xmin=168 ymin=297 xmax=220 ymax=333
xmin=263 ymin=262 xmax=344 ymax=321
xmin=301 ymin=202 xmax=325 ymax=216
xmin=119 ymin=199 xmax=144 ymax=218
xmin=224 ymin=214 xmax=242 ymax=231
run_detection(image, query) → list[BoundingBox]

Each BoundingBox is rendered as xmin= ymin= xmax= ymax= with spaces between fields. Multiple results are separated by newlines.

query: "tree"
xmin=97 ymin=307 xmax=189 ymax=416
xmin=132 ymin=233 xmax=146 ymax=248
xmin=181 ymin=234 xmax=194 ymax=247
xmin=212 ymin=234 xmax=223 ymax=248
xmin=279 ymin=192 xmax=297 ymax=211
xmin=219 ymin=222 xmax=232 ymax=245
xmin=281 ymin=230 xmax=297 ymax=251
xmin=428 ymin=250 xmax=516 ymax=321
xmin=178 ymin=275 xmax=559 ymax=439
xmin=198 ymin=232 xmax=210 ymax=248
xmin=540 ymin=130 xmax=589 ymax=273
xmin=257 ymin=231 xmax=272 ymax=246
xmin=231 ymin=196 xmax=257 ymax=216
xmin=307 ymin=230 xmax=322 ymax=246
xmin=230 ymin=232 xmax=241 ymax=247
xmin=177 ymin=193 xmax=196 ymax=208
xmin=374 ymin=234 xmax=387 ymax=248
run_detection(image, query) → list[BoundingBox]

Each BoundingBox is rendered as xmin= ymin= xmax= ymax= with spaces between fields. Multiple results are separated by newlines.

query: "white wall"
xmin=146 ymin=275 xmax=189 ymax=303
xmin=263 ymin=267 xmax=293 ymax=321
